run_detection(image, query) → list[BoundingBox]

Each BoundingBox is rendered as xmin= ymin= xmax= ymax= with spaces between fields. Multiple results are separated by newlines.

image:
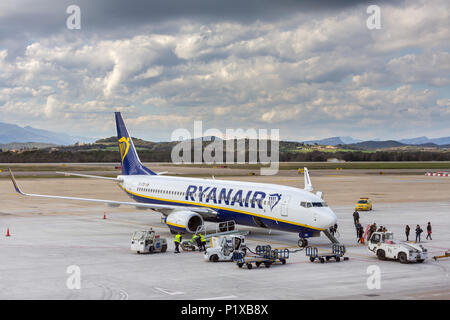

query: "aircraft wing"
xmin=8 ymin=169 xmax=217 ymax=218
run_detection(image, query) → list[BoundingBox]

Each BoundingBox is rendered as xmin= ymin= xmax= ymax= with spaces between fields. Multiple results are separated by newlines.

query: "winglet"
xmin=304 ymin=167 xmax=313 ymax=191
xmin=8 ymin=169 xmax=25 ymax=195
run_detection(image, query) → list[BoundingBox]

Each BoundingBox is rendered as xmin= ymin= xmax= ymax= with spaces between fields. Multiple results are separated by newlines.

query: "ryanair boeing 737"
xmin=9 ymin=112 xmax=338 ymax=247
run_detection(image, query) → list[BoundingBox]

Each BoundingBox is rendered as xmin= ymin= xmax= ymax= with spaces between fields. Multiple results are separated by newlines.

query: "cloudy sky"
xmin=0 ymin=0 xmax=449 ymax=141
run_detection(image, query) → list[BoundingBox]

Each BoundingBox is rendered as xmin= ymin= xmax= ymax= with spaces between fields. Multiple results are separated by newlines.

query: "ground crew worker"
xmin=196 ymin=234 xmax=202 ymax=250
xmin=426 ymin=222 xmax=432 ymax=240
xmin=353 ymin=210 xmax=360 ymax=225
xmin=191 ymin=234 xmax=198 ymax=249
xmin=405 ymin=225 xmax=410 ymax=241
xmin=415 ymin=224 xmax=423 ymax=243
xmin=199 ymin=233 xmax=207 ymax=251
xmin=174 ymin=233 xmax=182 ymax=253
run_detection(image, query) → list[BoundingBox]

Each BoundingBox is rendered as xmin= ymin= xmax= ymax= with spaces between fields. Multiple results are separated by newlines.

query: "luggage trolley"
xmin=233 ymin=245 xmax=290 ymax=269
xmin=306 ymin=244 xmax=348 ymax=263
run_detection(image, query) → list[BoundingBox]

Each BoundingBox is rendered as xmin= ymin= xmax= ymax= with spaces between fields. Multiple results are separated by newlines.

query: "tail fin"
xmin=303 ymin=167 xmax=313 ymax=191
xmin=115 ymin=112 xmax=156 ymax=176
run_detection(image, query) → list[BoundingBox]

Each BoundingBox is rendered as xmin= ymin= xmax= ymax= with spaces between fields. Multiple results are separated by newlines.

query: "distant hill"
xmin=0 ymin=122 xmax=94 ymax=145
xmin=346 ymin=140 xmax=406 ymax=149
xmin=302 ymin=137 xmax=345 ymax=146
xmin=0 ymin=142 xmax=57 ymax=151
xmin=302 ymin=135 xmax=450 ymax=148
xmin=399 ymin=136 xmax=450 ymax=145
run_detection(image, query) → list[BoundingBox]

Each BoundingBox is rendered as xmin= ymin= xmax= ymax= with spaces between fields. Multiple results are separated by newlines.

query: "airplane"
xmin=8 ymin=112 xmax=338 ymax=247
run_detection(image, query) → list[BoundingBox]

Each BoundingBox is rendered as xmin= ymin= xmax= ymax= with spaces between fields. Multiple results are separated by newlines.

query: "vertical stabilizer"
xmin=304 ymin=167 xmax=313 ymax=191
xmin=115 ymin=112 xmax=156 ymax=176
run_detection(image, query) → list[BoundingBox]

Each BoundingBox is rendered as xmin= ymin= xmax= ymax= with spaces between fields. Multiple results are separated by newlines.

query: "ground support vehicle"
xmin=367 ymin=231 xmax=428 ymax=263
xmin=204 ymin=235 xmax=246 ymax=262
xmin=131 ymin=230 xmax=167 ymax=254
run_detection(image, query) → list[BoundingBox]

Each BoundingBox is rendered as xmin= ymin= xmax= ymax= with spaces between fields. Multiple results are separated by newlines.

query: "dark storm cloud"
xmin=0 ymin=0 xmax=401 ymax=58
xmin=2 ymin=0 xmax=400 ymax=36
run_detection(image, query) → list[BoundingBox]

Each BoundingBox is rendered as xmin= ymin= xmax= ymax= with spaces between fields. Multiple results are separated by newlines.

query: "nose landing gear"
xmin=298 ymin=238 xmax=308 ymax=248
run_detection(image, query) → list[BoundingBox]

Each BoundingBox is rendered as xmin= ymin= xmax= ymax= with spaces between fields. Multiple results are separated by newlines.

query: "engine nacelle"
xmin=166 ymin=210 xmax=204 ymax=234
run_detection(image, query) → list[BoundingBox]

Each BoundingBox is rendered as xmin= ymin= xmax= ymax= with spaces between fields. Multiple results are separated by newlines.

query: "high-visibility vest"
xmin=174 ymin=234 xmax=181 ymax=243
xmin=191 ymin=234 xmax=198 ymax=242
xmin=200 ymin=234 xmax=206 ymax=243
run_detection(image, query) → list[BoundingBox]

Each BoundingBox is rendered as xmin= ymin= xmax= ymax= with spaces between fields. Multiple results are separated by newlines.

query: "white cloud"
xmin=0 ymin=0 xmax=448 ymax=141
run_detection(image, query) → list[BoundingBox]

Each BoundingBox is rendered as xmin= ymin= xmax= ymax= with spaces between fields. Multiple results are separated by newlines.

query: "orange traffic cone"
xmin=103 ymin=213 xmax=107 ymax=220
xmin=6 ymin=228 xmax=10 ymax=237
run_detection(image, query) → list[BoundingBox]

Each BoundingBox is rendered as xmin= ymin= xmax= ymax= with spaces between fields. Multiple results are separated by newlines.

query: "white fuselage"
xmin=118 ymin=174 xmax=337 ymax=235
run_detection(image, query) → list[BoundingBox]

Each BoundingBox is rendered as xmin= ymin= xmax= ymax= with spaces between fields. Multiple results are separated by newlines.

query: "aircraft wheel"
xmin=298 ymin=239 xmax=308 ymax=247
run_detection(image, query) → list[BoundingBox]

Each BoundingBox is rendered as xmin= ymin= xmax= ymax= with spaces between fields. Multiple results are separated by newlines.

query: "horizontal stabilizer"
xmin=56 ymin=172 xmax=123 ymax=182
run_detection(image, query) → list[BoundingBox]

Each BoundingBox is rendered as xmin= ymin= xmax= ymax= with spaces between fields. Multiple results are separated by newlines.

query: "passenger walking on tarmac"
xmin=415 ymin=225 xmax=423 ymax=243
xmin=357 ymin=225 xmax=364 ymax=243
xmin=329 ymin=225 xmax=335 ymax=236
xmin=200 ymin=233 xmax=207 ymax=251
xmin=367 ymin=223 xmax=377 ymax=240
xmin=405 ymin=225 xmax=410 ymax=241
xmin=426 ymin=222 xmax=432 ymax=240
xmin=353 ymin=210 xmax=360 ymax=225
xmin=355 ymin=222 xmax=362 ymax=238
xmin=174 ymin=233 xmax=182 ymax=253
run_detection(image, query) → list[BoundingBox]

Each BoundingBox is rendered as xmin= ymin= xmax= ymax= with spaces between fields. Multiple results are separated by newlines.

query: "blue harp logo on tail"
xmin=269 ymin=193 xmax=282 ymax=211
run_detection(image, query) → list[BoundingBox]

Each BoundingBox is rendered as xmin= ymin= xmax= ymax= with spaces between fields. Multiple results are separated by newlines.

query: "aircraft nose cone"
xmin=317 ymin=209 xmax=338 ymax=229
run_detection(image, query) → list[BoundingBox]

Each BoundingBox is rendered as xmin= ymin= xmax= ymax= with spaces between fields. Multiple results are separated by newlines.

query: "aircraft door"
xmin=280 ymin=195 xmax=290 ymax=217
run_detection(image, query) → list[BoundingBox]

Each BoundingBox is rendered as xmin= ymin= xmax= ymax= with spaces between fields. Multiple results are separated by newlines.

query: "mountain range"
xmin=0 ymin=120 xmax=449 ymax=149
xmin=0 ymin=122 xmax=94 ymax=145
xmin=302 ymin=136 xmax=450 ymax=147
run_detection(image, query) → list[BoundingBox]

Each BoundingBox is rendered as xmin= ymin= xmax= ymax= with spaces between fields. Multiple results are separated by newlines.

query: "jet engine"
xmin=165 ymin=210 xmax=204 ymax=233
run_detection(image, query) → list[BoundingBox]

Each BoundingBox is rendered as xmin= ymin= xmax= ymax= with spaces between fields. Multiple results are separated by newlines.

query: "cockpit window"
xmin=312 ymin=202 xmax=328 ymax=207
xmin=301 ymin=202 xmax=327 ymax=208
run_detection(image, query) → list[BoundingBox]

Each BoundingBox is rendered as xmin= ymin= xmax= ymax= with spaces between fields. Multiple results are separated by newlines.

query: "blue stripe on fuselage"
xmin=123 ymin=188 xmax=318 ymax=236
